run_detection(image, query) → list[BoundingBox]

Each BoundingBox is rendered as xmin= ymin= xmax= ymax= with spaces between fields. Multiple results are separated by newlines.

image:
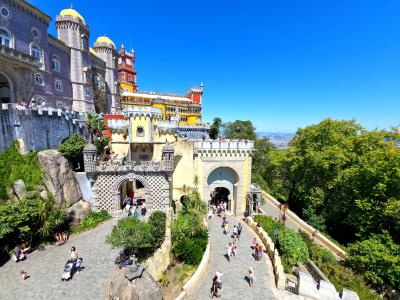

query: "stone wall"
xmin=0 ymin=105 xmax=85 ymax=152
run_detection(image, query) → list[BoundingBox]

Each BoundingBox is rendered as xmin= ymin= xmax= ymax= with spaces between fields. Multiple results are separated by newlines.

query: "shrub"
xmin=148 ymin=211 xmax=167 ymax=248
xmin=59 ymin=134 xmax=86 ymax=169
xmin=71 ymin=210 xmax=112 ymax=234
xmin=106 ymin=211 xmax=166 ymax=260
xmin=254 ymin=215 xmax=309 ymax=272
xmin=0 ymin=141 xmax=43 ymax=200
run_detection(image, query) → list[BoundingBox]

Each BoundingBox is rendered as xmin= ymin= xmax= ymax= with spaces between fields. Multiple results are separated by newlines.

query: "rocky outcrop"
xmin=13 ymin=179 xmax=26 ymax=200
xmin=105 ymin=269 xmax=162 ymax=300
xmin=66 ymin=200 xmax=91 ymax=225
xmin=37 ymin=150 xmax=83 ymax=207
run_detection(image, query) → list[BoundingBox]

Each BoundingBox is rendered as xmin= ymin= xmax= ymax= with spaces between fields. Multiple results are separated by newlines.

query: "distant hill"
xmin=257 ymin=132 xmax=294 ymax=149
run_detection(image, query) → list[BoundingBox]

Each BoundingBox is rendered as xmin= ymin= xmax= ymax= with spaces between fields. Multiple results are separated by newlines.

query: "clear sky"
xmin=30 ymin=0 xmax=400 ymax=132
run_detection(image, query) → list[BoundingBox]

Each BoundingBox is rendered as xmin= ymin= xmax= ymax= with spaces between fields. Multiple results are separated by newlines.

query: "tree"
xmin=59 ymin=134 xmax=86 ymax=170
xmin=86 ymin=113 xmax=110 ymax=154
xmin=209 ymin=117 xmax=222 ymax=140
xmin=223 ymin=120 xmax=257 ymax=140
xmin=347 ymin=232 xmax=400 ymax=289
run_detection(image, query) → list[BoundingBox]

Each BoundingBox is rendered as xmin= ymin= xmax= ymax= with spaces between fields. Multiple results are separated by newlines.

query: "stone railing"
xmin=123 ymin=106 xmax=162 ymax=119
xmin=246 ymin=217 xmax=286 ymax=290
xmin=261 ymin=191 xmax=347 ymax=260
xmin=304 ymin=260 xmax=330 ymax=287
xmin=193 ymin=140 xmax=254 ymax=153
xmin=0 ymin=44 xmax=42 ymax=67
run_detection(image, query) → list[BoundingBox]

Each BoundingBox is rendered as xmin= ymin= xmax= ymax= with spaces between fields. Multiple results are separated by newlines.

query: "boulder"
xmin=13 ymin=179 xmax=26 ymax=200
xmin=66 ymin=200 xmax=91 ymax=225
xmin=37 ymin=150 xmax=82 ymax=207
xmin=106 ymin=269 xmax=162 ymax=300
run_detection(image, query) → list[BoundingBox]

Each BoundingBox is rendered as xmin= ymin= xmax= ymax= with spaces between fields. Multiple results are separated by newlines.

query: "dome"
xmin=95 ymin=36 xmax=116 ymax=49
xmin=60 ymin=8 xmax=86 ymax=25
xmin=83 ymin=143 xmax=97 ymax=152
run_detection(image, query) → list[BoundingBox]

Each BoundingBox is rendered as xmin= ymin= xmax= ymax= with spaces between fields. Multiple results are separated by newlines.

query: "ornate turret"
xmin=161 ymin=141 xmax=174 ymax=172
xmin=83 ymin=143 xmax=97 ymax=173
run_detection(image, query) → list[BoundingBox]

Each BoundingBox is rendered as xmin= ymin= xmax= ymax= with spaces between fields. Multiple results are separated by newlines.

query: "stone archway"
xmin=112 ymin=173 xmax=151 ymax=211
xmin=0 ymin=71 xmax=14 ymax=104
xmin=206 ymin=167 xmax=239 ymax=214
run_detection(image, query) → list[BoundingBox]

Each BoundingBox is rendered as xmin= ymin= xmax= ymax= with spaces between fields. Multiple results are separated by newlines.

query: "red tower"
xmin=118 ymin=45 xmax=138 ymax=92
xmin=187 ymin=83 xmax=204 ymax=104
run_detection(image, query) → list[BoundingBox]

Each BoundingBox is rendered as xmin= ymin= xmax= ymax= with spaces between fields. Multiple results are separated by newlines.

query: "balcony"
xmin=0 ymin=45 xmax=42 ymax=69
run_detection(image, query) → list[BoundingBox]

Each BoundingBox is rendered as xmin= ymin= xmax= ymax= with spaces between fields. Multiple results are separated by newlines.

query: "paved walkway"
xmin=0 ymin=217 xmax=120 ymax=300
xmin=192 ymin=215 xmax=279 ymax=300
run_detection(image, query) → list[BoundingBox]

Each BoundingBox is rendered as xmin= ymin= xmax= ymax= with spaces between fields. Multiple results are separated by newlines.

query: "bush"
xmin=148 ymin=211 xmax=167 ymax=249
xmin=254 ymin=215 xmax=309 ymax=272
xmin=299 ymin=231 xmax=379 ymax=300
xmin=106 ymin=211 xmax=166 ymax=260
xmin=70 ymin=210 xmax=112 ymax=234
xmin=59 ymin=134 xmax=86 ymax=170
xmin=0 ymin=141 xmax=43 ymax=200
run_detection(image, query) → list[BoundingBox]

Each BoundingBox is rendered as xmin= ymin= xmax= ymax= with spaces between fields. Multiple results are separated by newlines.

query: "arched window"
xmin=34 ymin=73 xmax=43 ymax=85
xmin=51 ymin=55 xmax=60 ymax=72
xmin=30 ymin=44 xmax=41 ymax=61
xmin=0 ymin=28 xmax=11 ymax=48
xmin=57 ymin=102 xmax=64 ymax=109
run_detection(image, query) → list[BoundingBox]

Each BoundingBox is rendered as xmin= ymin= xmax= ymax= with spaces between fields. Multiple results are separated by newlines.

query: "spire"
xmin=121 ymin=43 xmax=124 ymax=49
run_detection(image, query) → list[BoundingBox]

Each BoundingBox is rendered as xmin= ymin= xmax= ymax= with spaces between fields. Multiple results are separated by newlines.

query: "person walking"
xmin=226 ymin=243 xmax=232 ymax=263
xmin=223 ymin=221 xmax=229 ymax=235
xmin=232 ymin=225 xmax=238 ymax=238
xmin=237 ymin=223 xmax=243 ymax=240
xmin=232 ymin=240 xmax=237 ymax=259
xmin=141 ymin=202 xmax=147 ymax=217
xmin=247 ymin=267 xmax=254 ymax=287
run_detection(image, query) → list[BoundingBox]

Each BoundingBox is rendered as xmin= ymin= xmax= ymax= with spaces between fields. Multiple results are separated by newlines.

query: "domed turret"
xmin=95 ymin=36 xmax=116 ymax=49
xmin=59 ymin=8 xmax=86 ymax=25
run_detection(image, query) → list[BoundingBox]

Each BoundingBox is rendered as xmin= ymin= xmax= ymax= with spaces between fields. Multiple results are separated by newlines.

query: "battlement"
xmin=1 ymin=103 xmax=85 ymax=127
xmin=193 ymin=140 xmax=254 ymax=153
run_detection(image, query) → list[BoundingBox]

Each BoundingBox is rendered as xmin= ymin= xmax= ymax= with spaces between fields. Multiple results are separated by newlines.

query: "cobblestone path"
xmin=0 ymin=217 xmax=120 ymax=300
xmin=192 ymin=215 xmax=280 ymax=300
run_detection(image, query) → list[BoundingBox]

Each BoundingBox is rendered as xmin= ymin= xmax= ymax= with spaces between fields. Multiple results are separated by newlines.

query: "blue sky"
xmin=31 ymin=0 xmax=400 ymax=132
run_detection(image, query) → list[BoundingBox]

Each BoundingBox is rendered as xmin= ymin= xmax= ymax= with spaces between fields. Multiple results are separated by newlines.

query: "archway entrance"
xmin=119 ymin=179 xmax=146 ymax=209
xmin=206 ymin=167 xmax=239 ymax=214
xmin=0 ymin=73 xmax=11 ymax=104
xmin=210 ymin=186 xmax=231 ymax=211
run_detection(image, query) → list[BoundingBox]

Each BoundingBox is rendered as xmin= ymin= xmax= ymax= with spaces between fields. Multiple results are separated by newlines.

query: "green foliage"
xmin=70 ymin=210 xmax=112 ymax=234
xmin=253 ymin=215 xmax=308 ymax=272
xmin=222 ymin=120 xmax=257 ymax=140
xmin=148 ymin=211 xmax=167 ymax=249
xmin=59 ymin=134 xmax=86 ymax=169
xmin=299 ymin=231 xmax=379 ymax=300
xmin=86 ymin=113 xmax=110 ymax=154
xmin=159 ymin=272 xmax=169 ymax=287
xmin=209 ymin=117 xmax=222 ymax=140
xmin=172 ymin=192 xmax=208 ymax=266
xmin=347 ymin=232 xmax=400 ymax=289
xmin=0 ymin=196 xmax=67 ymax=247
xmin=0 ymin=141 xmax=43 ymax=200
xmin=106 ymin=211 xmax=166 ymax=260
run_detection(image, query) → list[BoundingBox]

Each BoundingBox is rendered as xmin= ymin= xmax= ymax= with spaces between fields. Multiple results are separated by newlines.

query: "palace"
xmin=0 ymin=0 xmax=260 ymax=216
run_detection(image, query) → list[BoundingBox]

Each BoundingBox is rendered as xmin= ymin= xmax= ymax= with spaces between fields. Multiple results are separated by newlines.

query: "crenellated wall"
xmin=0 ymin=104 xmax=85 ymax=152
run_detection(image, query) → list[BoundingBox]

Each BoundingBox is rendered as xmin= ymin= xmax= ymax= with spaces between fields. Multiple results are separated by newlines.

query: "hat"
xmin=216 ymin=271 xmax=223 ymax=277
xmin=248 ymin=267 xmax=253 ymax=273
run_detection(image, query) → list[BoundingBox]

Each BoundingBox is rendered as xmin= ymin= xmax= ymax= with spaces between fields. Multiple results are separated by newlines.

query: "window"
xmin=1 ymin=7 xmax=9 ymax=17
xmin=84 ymin=71 xmax=91 ymax=84
xmin=55 ymin=80 xmax=62 ymax=92
xmin=0 ymin=28 xmax=11 ymax=48
xmin=31 ymin=44 xmax=41 ymax=61
xmin=139 ymin=154 xmax=149 ymax=161
xmin=85 ymin=88 xmax=91 ymax=97
xmin=136 ymin=126 xmax=144 ymax=137
xmin=57 ymin=103 xmax=64 ymax=109
xmin=51 ymin=55 xmax=60 ymax=72
xmin=124 ymin=88 xmax=128 ymax=92
xmin=35 ymin=73 xmax=43 ymax=85
xmin=31 ymin=27 xmax=40 ymax=38
xmin=128 ymin=75 xmax=132 ymax=81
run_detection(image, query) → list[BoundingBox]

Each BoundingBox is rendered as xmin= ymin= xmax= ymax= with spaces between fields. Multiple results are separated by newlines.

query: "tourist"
xmin=247 ymin=267 xmax=254 ymax=287
xmin=133 ymin=209 xmax=139 ymax=218
xmin=256 ymin=221 xmax=261 ymax=228
xmin=20 ymin=270 xmax=29 ymax=280
xmin=13 ymin=244 xmax=25 ymax=262
xmin=70 ymin=246 xmax=78 ymax=262
xmin=223 ymin=221 xmax=229 ymax=235
xmin=255 ymin=244 xmax=263 ymax=262
xmin=232 ymin=225 xmax=238 ymax=238
xmin=251 ymin=238 xmax=257 ymax=250
xmin=141 ymin=202 xmax=147 ymax=217
xmin=226 ymin=242 xmax=232 ymax=263
xmin=21 ymin=241 xmax=31 ymax=254
xmin=62 ymin=231 xmax=69 ymax=243
xmin=237 ymin=223 xmax=243 ymax=240
xmin=232 ymin=240 xmax=237 ymax=259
